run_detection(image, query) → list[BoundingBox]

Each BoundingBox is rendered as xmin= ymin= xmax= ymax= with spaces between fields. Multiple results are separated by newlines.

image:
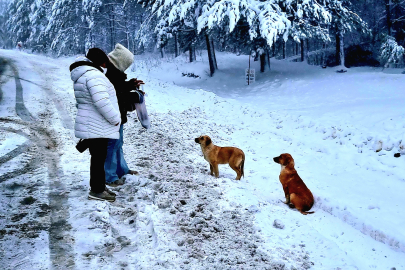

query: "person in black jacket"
xmin=104 ymin=43 xmax=144 ymax=186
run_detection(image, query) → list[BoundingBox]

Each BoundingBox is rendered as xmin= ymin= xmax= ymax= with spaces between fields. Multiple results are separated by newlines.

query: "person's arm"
xmin=87 ymin=74 xmax=121 ymax=126
xmin=106 ymin=70 xmax=134 ymax=93
xmin=127 ymin=78 xmax=145 ymax=94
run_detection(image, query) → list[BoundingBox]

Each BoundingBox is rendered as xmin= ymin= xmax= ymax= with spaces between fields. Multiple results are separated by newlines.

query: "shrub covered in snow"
xmin=380 ymin=36 xmax=405 ymax=67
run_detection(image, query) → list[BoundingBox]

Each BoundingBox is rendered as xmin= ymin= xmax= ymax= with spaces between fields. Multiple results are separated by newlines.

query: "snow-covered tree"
xmin=0 ymin=0 xmax=13 ymax=48
xmin=285 ymin=0 xmax=331 ymax=62
xmin=44 ymin=0 xmax=88 ymax=55
xmin=325 ymin=0 xmax=369 ymax=68
xmin=28 ymin=0 xmax=53 ymax=52
xmin=142 ymin=0 xmax=219 ymax=75
xmin=197 ymin=0 xmax=331 ymax=71
xmin=6 ymin=0 xmax=34 ymax=46
xmin=380 ymin=35 xmax=404 ymax=67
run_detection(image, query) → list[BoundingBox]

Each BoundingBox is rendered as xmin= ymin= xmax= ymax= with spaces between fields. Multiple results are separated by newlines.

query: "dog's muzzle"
xmin=194 ymin=138 xmax=200 ymax=143
xmin=273 ymin=157 xmax=280 ymax=163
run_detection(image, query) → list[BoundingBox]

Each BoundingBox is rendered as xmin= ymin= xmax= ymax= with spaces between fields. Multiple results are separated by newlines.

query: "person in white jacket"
xmin=70 ymin=48 xmax=121 ymax=202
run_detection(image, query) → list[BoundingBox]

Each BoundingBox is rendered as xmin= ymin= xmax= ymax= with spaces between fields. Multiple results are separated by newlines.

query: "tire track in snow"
xmin=0 ymin=56 xmax=76 ymax=269
xmin=0 ymin=141 xmax=31 ymax=165
xmin=0 ymin=57 xmax=7 ymax=102
xmin=8 ymin=62 xmax=34 ymax=122
xmin=29 ymin=60 xmax=74 ymax=130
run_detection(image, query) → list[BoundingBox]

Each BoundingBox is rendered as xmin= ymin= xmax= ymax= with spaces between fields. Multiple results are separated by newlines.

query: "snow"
xmin=0 ymin=48 xmax=404 ymax=269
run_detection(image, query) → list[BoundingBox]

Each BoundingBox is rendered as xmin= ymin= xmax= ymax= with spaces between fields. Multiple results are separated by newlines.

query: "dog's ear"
xmin=205 ymin=138 xmax=212 ymax=146
xmin=284 ymin=154 xmax=294 ymax=166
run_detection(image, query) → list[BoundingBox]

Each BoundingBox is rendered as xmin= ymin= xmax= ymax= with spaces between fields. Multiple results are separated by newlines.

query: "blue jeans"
xmin=105 ymin=124 xmax=129 ymax=183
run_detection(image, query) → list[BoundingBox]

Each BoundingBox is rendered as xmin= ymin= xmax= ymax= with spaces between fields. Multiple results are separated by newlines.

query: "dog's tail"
xmin=241 ymin=154 xmax=245 ymax=178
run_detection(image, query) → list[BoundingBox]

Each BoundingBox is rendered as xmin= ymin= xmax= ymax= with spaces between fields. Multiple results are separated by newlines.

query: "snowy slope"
xmin=0 ymin=49 xmax=404 ymax=270
xmin=131 ymin=51 xmax=405 ymax=269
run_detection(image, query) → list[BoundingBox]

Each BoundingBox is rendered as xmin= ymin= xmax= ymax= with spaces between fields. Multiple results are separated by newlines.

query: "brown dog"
xmin=195 ymin=135 xmax=245 ymax=180
xmin=273 ymin=153 xmax=314 ymax=215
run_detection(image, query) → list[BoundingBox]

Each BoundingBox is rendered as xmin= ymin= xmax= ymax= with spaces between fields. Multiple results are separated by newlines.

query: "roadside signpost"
xmin=246 ymin=54 xmax=255 ymax=85
xmin=246 ymin=68 xmax=255 ymax=85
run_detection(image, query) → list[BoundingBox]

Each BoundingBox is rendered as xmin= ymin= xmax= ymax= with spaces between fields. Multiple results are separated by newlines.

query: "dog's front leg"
xmin=282 ymin=186 xmax=290 ymax=204
xmin=209 ymin=164 xmax=214 ymax=176
xmin=212 ymin=163 xmax=219 ymax=178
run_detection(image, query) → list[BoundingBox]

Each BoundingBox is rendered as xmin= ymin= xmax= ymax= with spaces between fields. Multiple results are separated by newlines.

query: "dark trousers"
xmin=88 ymin=138 xmax=108 ymax=193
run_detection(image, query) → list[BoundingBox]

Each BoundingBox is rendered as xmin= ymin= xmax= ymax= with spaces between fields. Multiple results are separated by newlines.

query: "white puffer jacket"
xmin=71 ymin=57 xmax=121 ymax=139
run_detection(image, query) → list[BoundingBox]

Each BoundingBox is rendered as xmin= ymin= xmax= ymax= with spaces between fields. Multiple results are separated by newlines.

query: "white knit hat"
xmin=108 ymin=43 xmax=134 ymax=72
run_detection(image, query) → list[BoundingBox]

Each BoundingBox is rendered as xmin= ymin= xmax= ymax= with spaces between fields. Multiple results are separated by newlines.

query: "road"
xmin=0 ymin=54 xmax=76 ymax=269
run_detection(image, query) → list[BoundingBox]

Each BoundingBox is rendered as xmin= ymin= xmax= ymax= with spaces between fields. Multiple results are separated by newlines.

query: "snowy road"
xmin=0 ymin=54 xmax=76 ymax=269
xmin=1 ymin=50 xmax=404 ymax=270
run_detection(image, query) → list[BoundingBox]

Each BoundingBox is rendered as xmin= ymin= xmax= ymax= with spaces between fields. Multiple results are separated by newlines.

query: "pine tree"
xmin=28 ymin=0 xmax=53 ymax=52
xmin=0 ymin=0 xmax=12 ymax=48
xmin=45 ymin=0 xmax=89 ymax=55
xmin=325 ymin=0 xmax=369 ymax=68
xmin=6 ymin=0 xmax=34 ymax=46
xmin=142 ymin=0 xmax=219 ymax=75
xmin=198 ymin=0 xmax=331 ymax=71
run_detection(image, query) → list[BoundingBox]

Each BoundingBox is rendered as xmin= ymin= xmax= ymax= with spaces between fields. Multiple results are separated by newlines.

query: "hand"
xmin=129 ymin=78 xmax=145 ymax=89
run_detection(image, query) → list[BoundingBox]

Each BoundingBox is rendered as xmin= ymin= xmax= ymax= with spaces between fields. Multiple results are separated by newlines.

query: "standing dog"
xmin=273 ymin=153 xmax=314 ymax=215
xmin=195 ymin=135 xmax=245 ymax=180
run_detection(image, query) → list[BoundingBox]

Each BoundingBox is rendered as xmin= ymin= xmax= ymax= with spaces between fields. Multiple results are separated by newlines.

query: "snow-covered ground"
xmin=0 ymin=49 xmax=404 ymax=270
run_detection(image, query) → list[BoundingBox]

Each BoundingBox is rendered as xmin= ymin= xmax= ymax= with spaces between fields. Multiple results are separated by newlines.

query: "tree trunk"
xmin=260 ymin=52 xmax=266 ymax=72
xmin=322 ymin=43 xmax=326 ymax=67
xmin=306 ymin=39 xmax=310 ymax=63
xmin=339 ymin=31 xmax=345 ymax=67
xmin=174 ymin=33 xmax=179 ymax=57
xmin=267 ymin=48 xmax=271 ymax=70
xmin=110 ymin=18 xmax=114 ymax=51
xmin=336 ymin=34 xmax=340 ymax=65
xmin=193 ymin=47 xmax=196 ymax=61
xmin=124 ymin=16 xmax=130 ymax=50
xmin=300 ymin=40 xmax=305 ymax=62
xmin=211 ymin=39 xmax=218 ymax=69
xmin=160 ymin=46 xmax=164 ymax=58
xmin=189 ymin=46 xmax=194 ymax=62
xmin=126 ymin=30 xmax=130 ymax=50
xmin=282 ymin=41 xmax=286 ymax=59
xmin=205 ymin=34 xmax=216 ymax=76
xmin=385 ymin=0 xmax=392 ymax=36
xmin=110 ymin=5 xmax=115 ymax=51
xmin=85 ymin=28 xmax=92 ymax=53
xmin=189 ymin=44 xmax=196 ymax=63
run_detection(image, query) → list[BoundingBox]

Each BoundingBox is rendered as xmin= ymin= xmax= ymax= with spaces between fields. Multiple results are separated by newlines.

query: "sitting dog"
xmin=195 ymin=135 xmax=245 ymax=180
xmin=273 ymin=153 xmax=314 ymax=215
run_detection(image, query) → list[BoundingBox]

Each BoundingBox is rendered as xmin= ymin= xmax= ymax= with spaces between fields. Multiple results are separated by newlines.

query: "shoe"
xmin=105 ymin=187 xmax=116 ymax=196
xmin=128 ymin=170 xmax=139 ymax=175
xmin=88 ymin=191 xmax=116 ymax=202
xmin=76 ymin=139 xmax=90 ymax=153
xmin=106 ymin=179 xmax=125 ymax=187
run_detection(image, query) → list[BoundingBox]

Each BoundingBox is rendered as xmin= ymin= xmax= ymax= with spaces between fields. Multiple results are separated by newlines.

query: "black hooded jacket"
xmin=105 ymin=63 xmax=135 ymax=124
